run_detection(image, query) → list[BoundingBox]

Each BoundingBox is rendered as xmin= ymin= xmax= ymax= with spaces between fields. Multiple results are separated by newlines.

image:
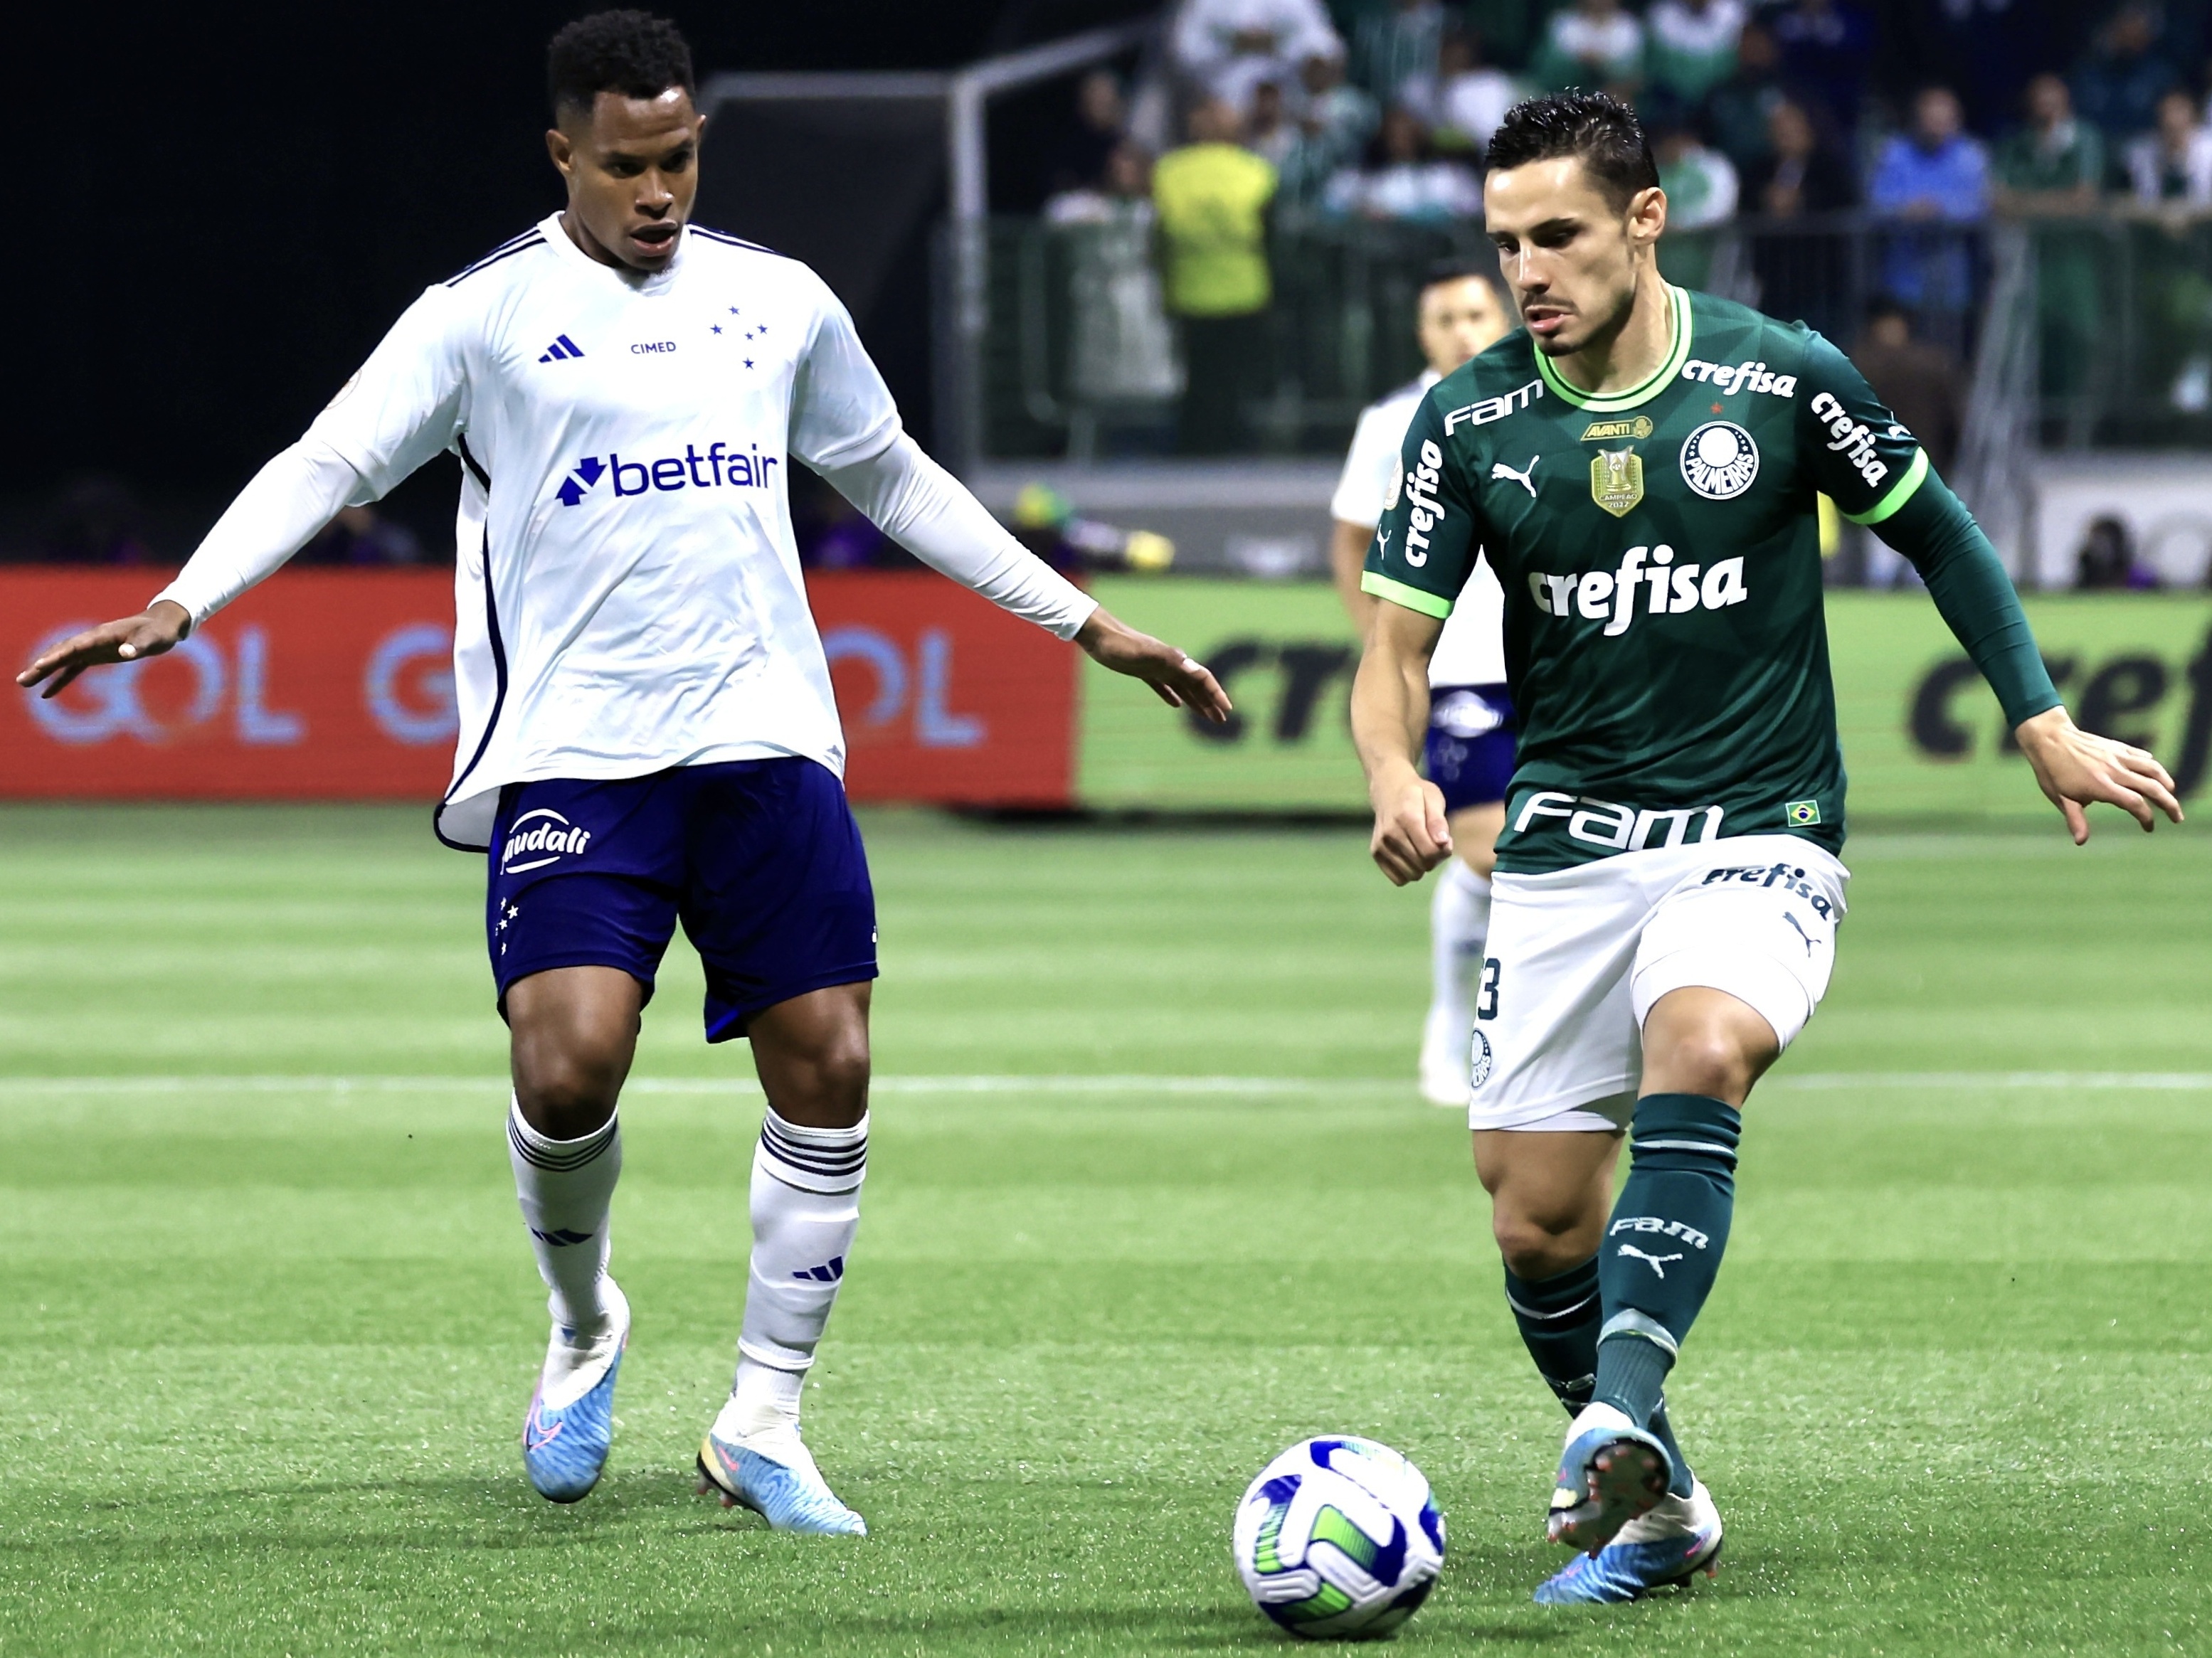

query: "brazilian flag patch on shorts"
xmin=1786 ymin=799 xmax=1822 ymax=827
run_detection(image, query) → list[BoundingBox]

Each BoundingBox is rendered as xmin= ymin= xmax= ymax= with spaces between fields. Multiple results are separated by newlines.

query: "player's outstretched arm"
xmin=1074 ymin=608 xmax=1231 ymax=721
xmin=1351 ymin=600 xmax=1450 ymax=885
xmin=15 ymin=600 xmax=194 ymax=698
xmin=2013 ymin=706 xmax=2183 ymax=843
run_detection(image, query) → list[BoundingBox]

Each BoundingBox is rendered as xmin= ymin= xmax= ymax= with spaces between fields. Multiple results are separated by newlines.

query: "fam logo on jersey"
xmin=502 ymin=808 xmax=593 ymax=874
xmin=1526 ymin=543 xmax=1748 ymax=634
xmin=1589 ymin=447 xmax=1644 ymax=517
xmin=1441 ymin=377 xmax=1543 ymax=434
xmin=553 ymin=442 xmax=783 ymax=507
xmin=1513 ymin=790 xmax=1726 ymax=853
xmin=1680 ymin=421 xmax=1760 ymax=501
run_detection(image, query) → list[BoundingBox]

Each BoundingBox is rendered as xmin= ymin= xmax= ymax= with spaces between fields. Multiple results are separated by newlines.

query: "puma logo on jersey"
xmin=1491 ymin=455 xmax=1540 ymax=498
xmin=1617 ymin=1245 xmax=1685 ymax=1277
xmin=1525 ymin=544 xmax=1747 ymax=634
xmin=1784 ymin=912 xmax=1816 ymax=955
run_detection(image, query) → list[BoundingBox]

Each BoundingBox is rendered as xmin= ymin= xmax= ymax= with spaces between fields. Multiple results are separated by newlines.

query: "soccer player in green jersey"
xmin=1349 ymin=92 xmax=2183 ymax=1605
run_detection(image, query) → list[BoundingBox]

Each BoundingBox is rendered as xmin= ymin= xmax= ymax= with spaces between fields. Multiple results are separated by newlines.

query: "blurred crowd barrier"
xmin=12 ymin=570 xmax=2205 ymax=817
xmin=973 ymin=209 xmax=2212 ymax=467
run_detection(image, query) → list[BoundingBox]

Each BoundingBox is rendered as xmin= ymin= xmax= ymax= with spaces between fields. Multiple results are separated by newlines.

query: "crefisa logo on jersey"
xmin=1679 ymin=421 xmax=1759 ymax=500
xmin=502 ymin=808 xmax=593 ymax=874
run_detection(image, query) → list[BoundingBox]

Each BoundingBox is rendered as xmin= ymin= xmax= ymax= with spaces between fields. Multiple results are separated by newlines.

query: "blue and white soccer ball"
xmin=1232 ymin=1436 xmax=1445 ymax=1639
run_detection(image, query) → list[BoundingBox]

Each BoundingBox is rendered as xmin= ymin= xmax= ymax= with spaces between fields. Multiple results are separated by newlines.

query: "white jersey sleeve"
xmin=306 ymin=285 xmax=472 ymax=496
xmin=1329 ymin=398 xmax=1409 ymax=529
xmin=789 ymin=274 xmax=901 ymax=470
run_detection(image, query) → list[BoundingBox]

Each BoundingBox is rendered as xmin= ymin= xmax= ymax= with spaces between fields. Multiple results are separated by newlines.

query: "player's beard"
xmin=1534 ymin=279 xmax=1639 ymax=360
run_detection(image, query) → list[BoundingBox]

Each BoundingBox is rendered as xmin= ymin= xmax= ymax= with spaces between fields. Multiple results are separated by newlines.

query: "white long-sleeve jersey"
xmin=156 ymin=215 xmax=1095 ymax=849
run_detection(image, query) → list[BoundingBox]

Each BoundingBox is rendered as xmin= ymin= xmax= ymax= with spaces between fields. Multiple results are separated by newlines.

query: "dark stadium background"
xmin=11 ymin=0 xmax=1147 ymax=551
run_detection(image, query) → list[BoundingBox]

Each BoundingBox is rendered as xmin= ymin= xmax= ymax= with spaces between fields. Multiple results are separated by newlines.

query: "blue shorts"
xmin=486 ymin=758 xmax=877 ymax=1042
xmin=1425 ymin=684 xmax=1515 ymax=813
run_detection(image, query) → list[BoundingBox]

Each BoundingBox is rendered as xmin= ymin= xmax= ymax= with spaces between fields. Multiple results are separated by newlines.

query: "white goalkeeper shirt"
xmin=1331 ymin=369 xmax=1506 ymax=689
xmin=157 ymin=215 xmax=1092 ymax=849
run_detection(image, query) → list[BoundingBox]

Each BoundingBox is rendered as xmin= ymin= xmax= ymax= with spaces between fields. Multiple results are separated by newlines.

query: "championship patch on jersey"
xmin=1680 ymin=421 xmax=1761 ymax=500
xmin=1589 ymin=447 xmax=1644 ymax=517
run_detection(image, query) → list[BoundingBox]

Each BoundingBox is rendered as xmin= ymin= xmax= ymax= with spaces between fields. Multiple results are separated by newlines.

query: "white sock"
xmin=722 ymin=1109 xmax=868 ymax=1449
xmin=507 ymin=1095 xmax=623 ymax=1337
xmin=1427 ymin=859 xmax=1491 ymax=1041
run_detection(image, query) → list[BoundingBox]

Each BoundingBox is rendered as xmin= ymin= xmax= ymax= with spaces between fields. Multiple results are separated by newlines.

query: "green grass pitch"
xmin=1 ymin=803 xmax=2207 ymax=1655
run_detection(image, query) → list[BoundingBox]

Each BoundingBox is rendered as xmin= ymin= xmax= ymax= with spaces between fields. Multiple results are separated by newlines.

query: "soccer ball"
xmin=1232 ymin=1435 xmax=1445 ymax=1639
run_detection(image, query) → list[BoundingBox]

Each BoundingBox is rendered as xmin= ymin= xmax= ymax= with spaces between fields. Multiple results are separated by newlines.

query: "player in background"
xmin=1329 ymin=263 xmax=1516 ymax=1105
xmin=1350 ymin=92 xmax=2179 ymax=1603
xmin=18 ymin=10 xmax=1227 ymax=1535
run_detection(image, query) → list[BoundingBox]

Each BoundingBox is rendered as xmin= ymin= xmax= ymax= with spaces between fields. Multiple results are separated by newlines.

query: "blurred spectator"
xmin=1046 ymin=70 xmax=1128 ymax=197
xmin=2123 ymin=88 xmax=2212 ymax=206
xmin=296 ymin=504 xmax=424 ymax=566
xmin=1705 ymin=20 xmax=1790 ymax=175
xmin=1868 ymin=86 xmax=1989 ymax=314
xmin=1744 ymin=99 xmax=1858 ymax=340
xmin=1763 ymin=0 xmax=1874 ymax=137
xmin=1994 ymin=74 xmax=2105 ymax=419
xmin=1153 ymin=99 xmax=1279 ymax=453
xmin=1276 ymin=51 xmax=1379 ymax=205
xmin=1531 ymin=0 xmax=1645 ymax=99
xmin=1851 ymin=296 xmax=1964 ymax=474
xmin=36 ymin=476 xmax=154 ymax=564
xmin=1644 ymin=0 xmax=1746 ymax=110
xmin=2075 ymin=514 xmax=2163 ymax=589
xmin=1745 ymin=98 xmax=1856 ymax=216
xmin=1653 ymin=121 xmax=1740 ymax=229
xmin=2071 ymin=2 xmax=2180 ymax=145
xmin=1402 ymin=28 xmax=1523 ymax=154
xmin=1352 ymin=0 xmax=1449 ymax=112
xmin=1247 ymin=78 xmax=1298 ymax=168
xmin=1173 ymin=0 xmax=1342 ymax=117
xmin=1325 ymin=105 xmax=1482 ymax=222
xmin=1047 ymin=141 xmax=1184 ymax=450
xmin=1994 ymin=73 xmax=2107 ymax=213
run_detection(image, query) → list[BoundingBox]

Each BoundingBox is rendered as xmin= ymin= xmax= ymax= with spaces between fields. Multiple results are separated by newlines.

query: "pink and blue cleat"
xmin=520 ymin=1281 xmax=630 ymax=1504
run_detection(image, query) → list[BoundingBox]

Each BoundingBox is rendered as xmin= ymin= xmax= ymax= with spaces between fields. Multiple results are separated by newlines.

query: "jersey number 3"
xmin=1476 ymin=957 xmax=1501 ymax=1021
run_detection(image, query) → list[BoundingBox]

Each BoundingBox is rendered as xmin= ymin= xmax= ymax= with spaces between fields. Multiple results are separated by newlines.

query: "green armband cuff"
xmin=1360 ymin=570 xmax=1454 ymax=618
xmin=1844 ymin=447 xmax=1930 ymax=526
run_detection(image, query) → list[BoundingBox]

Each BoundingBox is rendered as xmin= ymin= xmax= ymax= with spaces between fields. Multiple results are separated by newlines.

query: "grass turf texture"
xmin=1 ymin=804 xmax=2207 ymax=1656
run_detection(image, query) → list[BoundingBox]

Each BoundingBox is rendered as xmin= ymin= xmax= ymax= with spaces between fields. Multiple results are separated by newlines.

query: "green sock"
xmin=1593 ymin=1093 xmax=1741 ymax=1433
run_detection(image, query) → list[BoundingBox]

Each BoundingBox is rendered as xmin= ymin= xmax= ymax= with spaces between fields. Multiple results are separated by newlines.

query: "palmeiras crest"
xmin=1589 ymin=447 xmax=1644 ymax=517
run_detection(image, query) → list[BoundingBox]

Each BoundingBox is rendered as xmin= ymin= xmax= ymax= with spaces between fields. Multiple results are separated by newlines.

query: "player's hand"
xmin=2013 ymin=706 xmax=2183 ymax=843
xmin=1076 ymin=607 xmax=1232 ymax=723
xmin=15 ymin=600 xmax=192 ymax=698
xmin=1370 ymin=770 xmax=1454 ymax=885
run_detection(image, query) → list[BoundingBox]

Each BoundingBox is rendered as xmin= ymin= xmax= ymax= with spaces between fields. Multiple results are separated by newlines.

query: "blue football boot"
xmin=696 ymin=1420 xmax=867 ymax=1535
xmin=1546 ymin=1401 xmax=1674 ymax=1553
xmin=520 ymin=1280 xmax=629 ymax=1504
xmin=1535 ymin=1478 xmax=1723 ymax=1603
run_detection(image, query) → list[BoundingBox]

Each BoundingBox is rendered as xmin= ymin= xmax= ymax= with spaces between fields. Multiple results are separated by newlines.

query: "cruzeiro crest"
xmin=1680 ymin=420 xmax=1760 ymax=500
xmin=1589 ymin=447 xmax=1644 ymax=517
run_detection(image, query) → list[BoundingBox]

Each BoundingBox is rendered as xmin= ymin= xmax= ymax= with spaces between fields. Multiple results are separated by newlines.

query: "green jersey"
xmin=1364 ymin=285 xmax=2048 ymax=874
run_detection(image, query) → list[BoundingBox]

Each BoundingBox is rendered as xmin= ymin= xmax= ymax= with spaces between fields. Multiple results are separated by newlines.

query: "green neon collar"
xmin=1533 ymin=284 xmax=1693 ymax=412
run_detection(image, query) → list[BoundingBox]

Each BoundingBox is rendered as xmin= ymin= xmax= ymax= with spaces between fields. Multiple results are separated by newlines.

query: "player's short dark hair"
xmin=548 ymin=10 xmax=696 ymax=120
xmin=1483 ymin=90 xmax=1659 ymax=213
xmin=1420 ymin=258 xmax=1498 ymax=297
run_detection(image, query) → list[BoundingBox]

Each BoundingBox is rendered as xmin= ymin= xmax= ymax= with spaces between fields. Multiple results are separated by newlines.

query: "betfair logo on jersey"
xmin=554 ymin=442 xmax=783 ymax=506
xmin=1401 ymin=440 xmax=1449 ymax=565
xmin=1526 ymin=544 xmax=1748 ymax=635
xmin=1579 ymin=416 xmax=1652 ymax=442
xmin=1681 ymin=358 xmax=1798 ymax=398
xmin=1809 ymin=391 xmax=1893 ymax=490
xmin=1513 ymin=790 xmax=1725 ymax=852
xmin=1441 ymin=377 xmax=1542 ymax=433
xmin=1590 ymin=447 xmax=1644 ymax=516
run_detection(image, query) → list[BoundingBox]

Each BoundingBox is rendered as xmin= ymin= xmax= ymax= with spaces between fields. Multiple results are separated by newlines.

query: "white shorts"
xmin=1467 ymin=835 xmax=1848 ymax=1134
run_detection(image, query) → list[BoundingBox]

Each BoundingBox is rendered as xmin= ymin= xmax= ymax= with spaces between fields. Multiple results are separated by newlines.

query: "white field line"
xmin=3 ymin=1072 xmax=2210 ymax=1095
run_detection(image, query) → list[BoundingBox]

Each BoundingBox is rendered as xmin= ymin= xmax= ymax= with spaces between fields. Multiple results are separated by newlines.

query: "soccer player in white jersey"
xmin=1329 ymin=264 xmax=1515 ymax=1105
xmin=18 ymin=11 xmax=1228 ymax=1534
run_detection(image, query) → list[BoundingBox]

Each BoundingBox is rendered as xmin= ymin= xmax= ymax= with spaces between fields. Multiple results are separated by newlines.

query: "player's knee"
xmin=1491 ymin=1203 xmax=1599 ymax=1280
xmin=1649 ymin=1029 xmax=1758 ymax=1100
xmin=513 ymin=1053 xmax=622 ymax=1138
